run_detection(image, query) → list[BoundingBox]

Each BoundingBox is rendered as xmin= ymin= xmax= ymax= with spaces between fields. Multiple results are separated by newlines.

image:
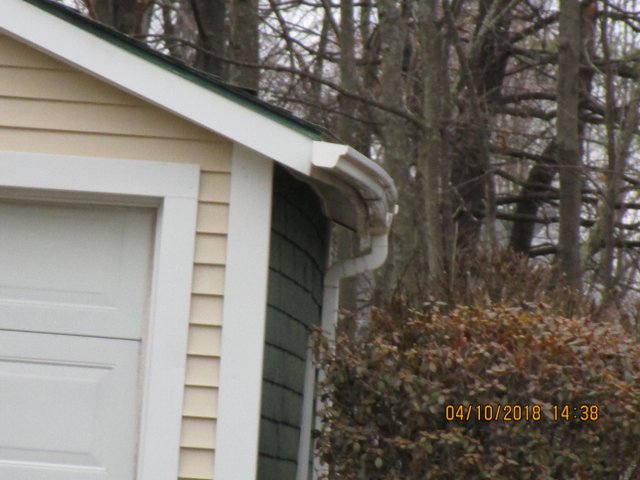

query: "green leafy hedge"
xmin=314 ymin=305 xmax=640 ymax=479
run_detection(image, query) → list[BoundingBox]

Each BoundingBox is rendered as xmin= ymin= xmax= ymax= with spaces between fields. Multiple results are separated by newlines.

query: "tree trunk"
xmin=190 ymin=0 xmax=228 ymax=78
xmin=88 ymin=0 xmax=153 ymax=36
xmin=337 ymin=0 xmax=356 ymax=144
xmin=510 ymin=1 xmax=596 ymax=256
xmin=374 ymin=0 xmax=416 ymax=298
xmin=228 ymin=0 xmax=260 ymax=92
xmin=448 ymin=0 xmax=512 ymax=250
xmin=556 ymin=0 xmax=582 ymax=289
xmin=598 ymin=5 xmax=619 ymax=293
xmin=419 ymin=0 xmax=446 ymax=281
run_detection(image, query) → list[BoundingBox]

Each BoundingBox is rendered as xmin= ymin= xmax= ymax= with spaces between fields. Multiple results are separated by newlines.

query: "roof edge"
xmin=3 ymin=0 xmax=319 ymax=173
xmin=19 ymin=0 xmax=333 ymax=141
xmin=4 ymin=0 xmax=399 ymax=236
xmin=311 ymin=141 xmax=398 ymax=235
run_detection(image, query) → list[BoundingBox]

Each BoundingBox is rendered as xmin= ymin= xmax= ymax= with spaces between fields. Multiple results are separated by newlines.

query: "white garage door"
xmin=0 ymin=200 xmax=155 ymax=479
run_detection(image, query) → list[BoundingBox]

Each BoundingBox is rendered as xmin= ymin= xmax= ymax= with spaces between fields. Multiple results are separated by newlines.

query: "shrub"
xmin=313 ymin=304 xmax=640 ymax=479
xmin=421 ymin=248 xmax=588 ymax=318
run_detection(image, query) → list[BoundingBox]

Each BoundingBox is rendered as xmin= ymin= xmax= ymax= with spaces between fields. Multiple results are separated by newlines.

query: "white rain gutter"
xmin=310 ymin=142 xmax=397 ymax=235
xmin=296 ymin=142 xmax=398 ymax=480
xmin=309 ymin=141 xmax=397 ymax=336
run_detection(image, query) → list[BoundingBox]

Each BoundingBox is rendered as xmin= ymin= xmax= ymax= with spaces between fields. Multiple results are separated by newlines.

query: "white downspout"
xmin=296 ymin=234 xmax=389 ymax=480
xmin=321 ymin=234 xmax=389 ymax=338
xmin=297 ymin=141 xmax=396 ymax=480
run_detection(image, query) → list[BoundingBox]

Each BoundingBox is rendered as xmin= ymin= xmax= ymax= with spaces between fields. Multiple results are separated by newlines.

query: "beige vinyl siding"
xmin=0 ymin=34 xmax=225 ymax=480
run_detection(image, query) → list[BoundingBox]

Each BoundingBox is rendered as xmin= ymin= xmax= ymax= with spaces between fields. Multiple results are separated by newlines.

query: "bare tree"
xmin=228 ymin=0 xmax=260 ymax=90
xmin=61 ymin=0 xmax=640 ymax=317
xmin=85 ymin=0 xmax=154 ymax=35
xmin=557 ymin=0 xmax=584 ymax=289
xmin=190 ymin=0 xmax=228 ymax=77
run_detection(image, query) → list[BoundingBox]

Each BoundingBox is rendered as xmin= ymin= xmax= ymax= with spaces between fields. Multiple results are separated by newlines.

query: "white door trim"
xmin=215 ymin=144 xmax=274 ymax=480
xmin=0 ymin=151 xmax=199 ymax=480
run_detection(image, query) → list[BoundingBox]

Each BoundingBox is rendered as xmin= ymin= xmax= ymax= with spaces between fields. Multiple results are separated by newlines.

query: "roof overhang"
xmin=311 ymin=142 xmax=397 ymax=235
xmin=2 ymin=0 xmax=397 ymax=235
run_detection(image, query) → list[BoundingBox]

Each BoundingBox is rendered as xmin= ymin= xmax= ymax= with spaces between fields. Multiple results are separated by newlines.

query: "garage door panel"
xmin=0 ymin=199 xmax=155 ymax=479
xmin=0 ymin=202 xmax=154 ymax=340
xmin=0 ymin=330 xmax=139 ymax=479
xmin=0 ymin=462 xmax=107 ymax=480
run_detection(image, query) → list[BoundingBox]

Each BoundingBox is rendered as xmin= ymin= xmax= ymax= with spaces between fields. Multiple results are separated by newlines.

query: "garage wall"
xmin=0 ymin=34 xmax=226 ymax=480
xmin=258 ymin=167 xmax=328 ymax=479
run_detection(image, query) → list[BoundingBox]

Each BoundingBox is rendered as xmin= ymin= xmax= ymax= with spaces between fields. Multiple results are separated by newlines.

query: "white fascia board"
xmin=0 ymin=151 xmax=199 ymax=480
xmin=215 ymin=144 xmax=274 ymax=480
xmin=2 ymin=0 xmax=313 ymax=176
xmin=311 ymin=142 xmax=398 ymax=234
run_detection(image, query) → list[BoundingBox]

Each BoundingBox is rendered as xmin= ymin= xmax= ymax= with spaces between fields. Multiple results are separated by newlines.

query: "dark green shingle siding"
xmin=257 ymin=167 xmax=327 ymax=480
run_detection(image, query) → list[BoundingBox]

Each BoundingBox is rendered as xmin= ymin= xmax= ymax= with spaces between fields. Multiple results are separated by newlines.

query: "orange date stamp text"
xmin=444 ymin=403 xmax=600 ymax=422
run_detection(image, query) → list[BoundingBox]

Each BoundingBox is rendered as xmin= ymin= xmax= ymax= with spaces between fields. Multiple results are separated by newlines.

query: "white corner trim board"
xmin=215 ymin=144 xmax=274 ymax=480
xmin=0 ymin=151 xmax=200 ymax=480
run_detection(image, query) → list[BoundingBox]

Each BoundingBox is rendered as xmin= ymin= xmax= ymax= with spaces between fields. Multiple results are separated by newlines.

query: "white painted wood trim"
xmin=296 ymin=348 xmax=317 ymax=480
xmin=138 ymin=196 xmax=198 ymax=480
xmin=215 ymin=144 xmax=274 ymax=480
xmin=0 ymin=151 xmax=199 ymax=480
xmin=2 ymin=0 xmax=314 ymax=176
xmin=0 ymin=151 xmax=199 ymax=198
